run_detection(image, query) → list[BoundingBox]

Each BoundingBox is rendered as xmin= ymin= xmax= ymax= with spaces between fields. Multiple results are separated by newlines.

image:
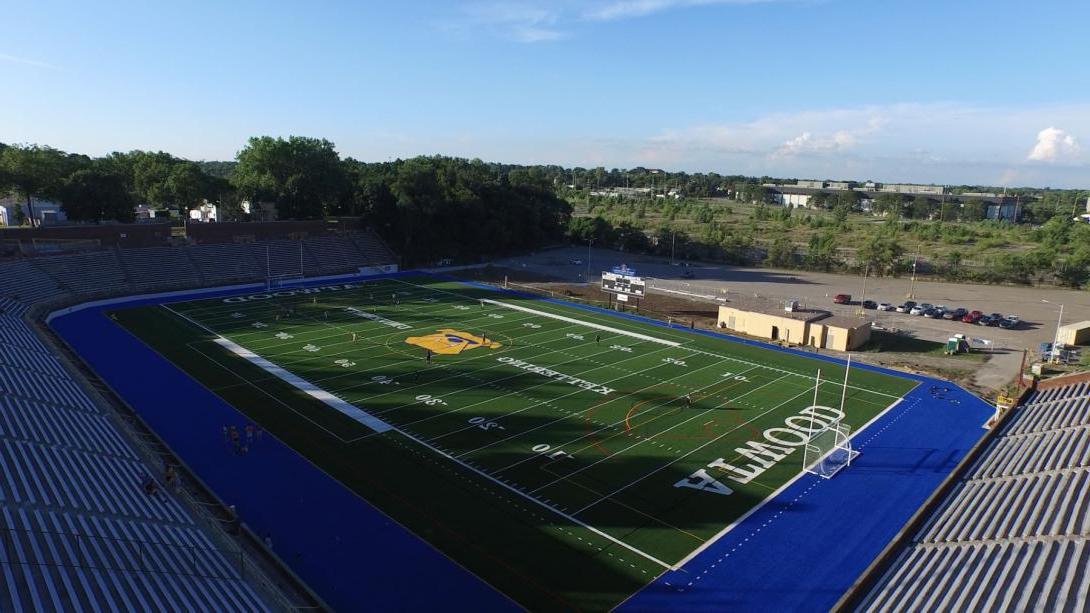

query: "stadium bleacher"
xmin=186 ymin=242 xmax=264 ymax=284
xmin=0 ymin=308 xmax=269 ymax=611
xmin=0 ymin=261 xmax=69 ymax=306
xmin=0 ymin=230 xmax=397 ymax=307
xmin=32 ymin=250 xmax=130 ymax=297
xmin=0 ymin=233 xmax=397 ymax=610
xmin=859 ymin=380 xmax=1090 ymax=612
xmin=119 ymin=247 xmax=202 ymax=289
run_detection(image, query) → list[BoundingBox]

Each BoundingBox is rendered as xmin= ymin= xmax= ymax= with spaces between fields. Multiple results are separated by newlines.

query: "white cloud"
xmin=453 ymin=3 xmax=567 ymax=43
xmin=446 ymin=0 xmax=787 ymax=42
xmin=1027 ymin=127 xmax=1080 ymax=162
xmin=583 ymin=0 xmax=771 ymax=22
xmin=608 ymin=103 xmax=1090 ymax=186
xmin=0 ymin=53 xmax=54 ymax=69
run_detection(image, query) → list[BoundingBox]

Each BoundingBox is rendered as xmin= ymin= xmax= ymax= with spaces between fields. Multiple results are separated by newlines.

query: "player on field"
xmin=595 ymin=333 xmax=600 ymax=345
xmin=684 ymin=393 xmax=692 ymax=407
xmin=425 ymin=349 xmax=432 ymax=364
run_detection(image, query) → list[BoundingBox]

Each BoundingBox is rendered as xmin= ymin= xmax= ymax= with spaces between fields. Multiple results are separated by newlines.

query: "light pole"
xmin=907 ymin=243 xmax=920 ymax=299
xmin=586 ymin=238 xmax=593 ymax=283
xmin=857 ymin=264 xmax=869 ymax=317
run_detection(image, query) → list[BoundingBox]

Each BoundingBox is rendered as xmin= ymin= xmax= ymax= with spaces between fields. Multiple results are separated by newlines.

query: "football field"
xmin=114 ymin=274 xmax=917 ymax=609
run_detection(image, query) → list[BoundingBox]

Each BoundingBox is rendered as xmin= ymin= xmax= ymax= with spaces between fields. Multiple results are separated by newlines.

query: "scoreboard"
xmin=601 ymin=271 xmax=645 ymax=297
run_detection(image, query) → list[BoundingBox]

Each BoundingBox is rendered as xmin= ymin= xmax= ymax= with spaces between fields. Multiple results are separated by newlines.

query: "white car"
xmin=877 ymin=303 xmax=895 ymax=311
xmin=910 ymin=306 xmax=927 ymax=316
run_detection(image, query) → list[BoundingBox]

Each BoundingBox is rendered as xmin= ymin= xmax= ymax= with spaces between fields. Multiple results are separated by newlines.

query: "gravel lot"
xmin=491 ymin=246 xmax=1090 ymax=393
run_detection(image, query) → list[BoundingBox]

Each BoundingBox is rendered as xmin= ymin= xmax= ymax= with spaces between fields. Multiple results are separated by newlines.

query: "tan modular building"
xmin=717 ymin=305 xmax=823 ymax=345
xmin=808 ymin=316 xmax=872 ymax=352
xmin=1057 ymin=321 xmax=1090 ymax=346
xmin=717 ymin=304 xmax=872 ymax=351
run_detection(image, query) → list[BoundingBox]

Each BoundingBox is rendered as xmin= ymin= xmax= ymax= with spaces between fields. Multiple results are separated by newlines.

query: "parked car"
xmin=944 ymin=308 xmax=968 ymax=321
xmin=569 ymin=259 xmax=583 ymax=265
xmin=910 ymin=305 xmax=927 ymax=316
xmin=896 ymin=301 xmax=916 ymax=313
xmin=977 ymin=314 xmax=993 ymax=326
xmin=998 ymin=315 xmax=1021 ymax=329
xmin=862 ymin=300 xmax=877 ymax=310
xmin=877 ymin=302 xmax=895 ymax=311
xmin=962 ymin=311 xmax=983 ymax=324
xmin=833 ymin=294 xmax=852 ymax=304
xmin=987 ymin=313 xmax=1004 ymax=326
xmin=924 ymin=308 xmax=942 ymax=318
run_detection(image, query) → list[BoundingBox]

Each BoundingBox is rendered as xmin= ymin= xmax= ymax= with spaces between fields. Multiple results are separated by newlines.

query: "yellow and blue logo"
xmin=405 ymin=329 xmax=502 ymax=355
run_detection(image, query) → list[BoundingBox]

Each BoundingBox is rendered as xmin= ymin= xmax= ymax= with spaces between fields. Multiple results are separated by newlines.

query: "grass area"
xmin=113 ymin=275 xmax=916 ymax=610
xmin=863 ymin=331 xmax=988 ymax=361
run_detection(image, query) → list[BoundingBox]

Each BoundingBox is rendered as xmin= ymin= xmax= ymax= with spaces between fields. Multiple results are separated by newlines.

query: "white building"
xmin=0 ymin=194 xmax=67 ymax=226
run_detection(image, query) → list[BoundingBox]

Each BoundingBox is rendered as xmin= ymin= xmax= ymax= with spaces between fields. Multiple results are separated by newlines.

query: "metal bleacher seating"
xmin=119 ymin=247 xmax=202 ymax=290
xmin=0 ymin=304 xmax=269 ymax=611
xmin=0 ymin=230 xmax=398 ymax=609
xmin=186 ymin=242 xmax=263 ymax=284
xmin=32 ymin=251 xmax=130 ymax=297
xmin=859 ymin=381 xmax=1090 ymax=612
xmin=0 ymin=261 xmax=69 ymax=307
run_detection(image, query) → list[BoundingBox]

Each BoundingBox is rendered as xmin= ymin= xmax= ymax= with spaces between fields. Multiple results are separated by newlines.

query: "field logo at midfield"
xmin=405 ymin=329 xmax=502 ymax=355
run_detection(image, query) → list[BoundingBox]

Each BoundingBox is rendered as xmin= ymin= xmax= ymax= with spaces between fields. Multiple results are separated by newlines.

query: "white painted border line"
xmin=163 ymin=304 xmax=393 ymax=434
xmin=482 ymin=299 xmax=680 ymax=347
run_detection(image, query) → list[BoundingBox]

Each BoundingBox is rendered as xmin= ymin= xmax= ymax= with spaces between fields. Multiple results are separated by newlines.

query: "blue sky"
xmin=3 ymin=0 xmax=1089 ymax=187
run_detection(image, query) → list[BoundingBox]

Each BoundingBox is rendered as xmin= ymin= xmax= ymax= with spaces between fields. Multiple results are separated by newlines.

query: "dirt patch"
xmin=451 ymin=265 xmax=1004 ymax=396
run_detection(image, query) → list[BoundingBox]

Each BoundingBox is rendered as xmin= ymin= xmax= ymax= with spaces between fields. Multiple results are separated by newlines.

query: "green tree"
xmin=767 ymin=236 xmax=795 ymax=268
xmin=59 ymin=169 xmax=135 ymax=223
xmin=232 ymin=136 xmax=347 ymax=219
xmin=960 ymin=198 xmax=985 ymax=222
xmin=0 ymin=145 xmax=76 ymax=226
xmin=836 ymin=190 xmax=861 ymax=211
xmin=858 ymin=235 xmax=905 ymax=275
xmin=805 ymin=232 xmax=839 ymax=271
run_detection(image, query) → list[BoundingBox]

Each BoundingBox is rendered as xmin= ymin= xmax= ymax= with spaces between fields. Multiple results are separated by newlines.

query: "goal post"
xmin=802 ymin=355 xmax=860 ymax=479
xmin=803 ymin=419 xmax=859 ymax=479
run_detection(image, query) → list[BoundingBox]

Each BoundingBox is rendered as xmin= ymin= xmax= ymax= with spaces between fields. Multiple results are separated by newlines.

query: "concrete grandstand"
xmin=0 ymin=228 xmax=398 ymax=611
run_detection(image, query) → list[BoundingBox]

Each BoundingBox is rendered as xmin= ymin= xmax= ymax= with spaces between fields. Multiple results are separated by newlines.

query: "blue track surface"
xmin=50 ymin=276 xmax=517 ymax=613
xmin=50 ymin=272 xmax=992 ymax=612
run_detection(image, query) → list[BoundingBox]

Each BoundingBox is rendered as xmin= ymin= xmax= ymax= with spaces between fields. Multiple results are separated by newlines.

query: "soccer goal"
xmin=803 ymin=419 xmax=859 ymax=479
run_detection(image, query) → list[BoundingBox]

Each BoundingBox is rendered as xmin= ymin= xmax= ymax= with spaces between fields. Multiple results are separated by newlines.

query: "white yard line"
xmin=528 ymin=372 xmax=792 ymax=495
xmin=163 ymin=297 xmax=677 ymax=569
xmin=164 ymin=304 xmax=394 ymax=434
xmin=482 ymin=299 xmax=680 ymax=347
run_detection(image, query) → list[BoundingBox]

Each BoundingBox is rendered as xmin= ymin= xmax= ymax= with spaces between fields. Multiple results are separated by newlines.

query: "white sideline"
xmin=481 ymin=299 xmax=681 ymax=347
xmin=163 ymin=305 xmax=393 ymax=434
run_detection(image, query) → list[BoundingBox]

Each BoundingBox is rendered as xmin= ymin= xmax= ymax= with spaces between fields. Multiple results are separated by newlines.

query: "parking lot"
xmin=496 ymin=246 xmax=1089 ymax=350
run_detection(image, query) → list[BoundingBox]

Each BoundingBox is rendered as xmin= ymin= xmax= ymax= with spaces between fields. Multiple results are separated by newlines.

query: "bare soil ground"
xmin=452 ymin=264 xmax=1000 ymax=398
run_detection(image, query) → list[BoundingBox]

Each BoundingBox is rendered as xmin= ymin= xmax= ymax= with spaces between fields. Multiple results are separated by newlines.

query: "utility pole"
xmin=907 ymin=244 xmax=920 ymax=299
xmin=858 ymin=264 xmax=869 ymax=317
xmin=586 ymin=238 xmax=593 ymax=283
xmin=671 ymin=232 xmax=676 ymax=265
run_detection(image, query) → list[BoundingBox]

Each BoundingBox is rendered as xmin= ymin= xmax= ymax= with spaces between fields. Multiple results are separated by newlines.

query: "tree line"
xmin=0 ymin=138 xmax=572 ymax=265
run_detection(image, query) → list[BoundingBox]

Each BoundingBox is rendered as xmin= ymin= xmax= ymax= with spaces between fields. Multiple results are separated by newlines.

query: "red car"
xmin=833 ymin=294 xmax=852 ymax=304
xmin=962 ymin=310 xmax=983 ymax=324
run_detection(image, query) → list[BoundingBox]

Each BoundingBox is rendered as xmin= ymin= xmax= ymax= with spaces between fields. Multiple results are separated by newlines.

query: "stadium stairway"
xmin=857 ymin=379 xmax=1090 ymax=612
